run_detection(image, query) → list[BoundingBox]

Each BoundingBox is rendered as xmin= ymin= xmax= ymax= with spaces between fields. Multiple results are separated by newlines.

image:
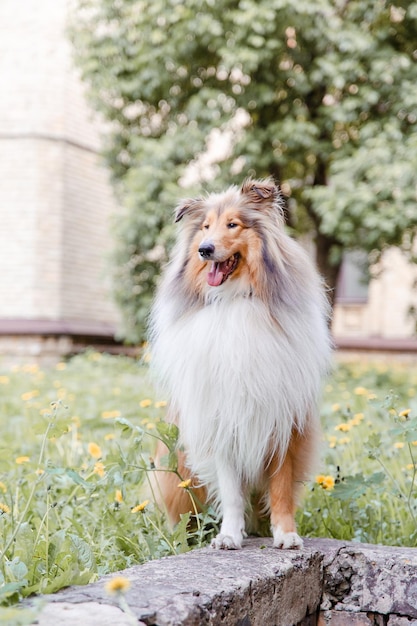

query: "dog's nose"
xmin=198 ymin=242 xmax=215 ymax=259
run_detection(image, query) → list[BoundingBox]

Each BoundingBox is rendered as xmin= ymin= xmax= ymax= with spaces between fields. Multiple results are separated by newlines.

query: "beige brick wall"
xmin=0 ymin=0 xmax=120 ymax=330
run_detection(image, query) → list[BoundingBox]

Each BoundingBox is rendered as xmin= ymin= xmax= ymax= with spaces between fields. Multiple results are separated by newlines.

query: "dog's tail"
xmin=149 ymin=439 xmax=207 ymax=526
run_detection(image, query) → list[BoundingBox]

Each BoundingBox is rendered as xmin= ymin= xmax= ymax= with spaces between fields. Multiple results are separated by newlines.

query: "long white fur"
xmin=149 ymin=181 xmax=332 ymax=547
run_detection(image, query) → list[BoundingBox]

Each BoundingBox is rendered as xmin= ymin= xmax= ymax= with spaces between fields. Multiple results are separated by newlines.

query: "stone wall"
xmin=29 ymin=537 xmax=417 ymax=626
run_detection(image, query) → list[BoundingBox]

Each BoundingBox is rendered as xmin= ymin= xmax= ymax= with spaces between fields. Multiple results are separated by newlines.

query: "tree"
xmin=71 ymin=0 xmax=417 ymax=342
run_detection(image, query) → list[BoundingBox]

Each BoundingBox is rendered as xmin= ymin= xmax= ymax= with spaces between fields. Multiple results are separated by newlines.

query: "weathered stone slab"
xmin=32 ymin=538 xmax=323 ymax=626
xmin=28 ymin=537 xmax=417 ymax=625
xmin=318 ymin=538 xmax=417 ymax=617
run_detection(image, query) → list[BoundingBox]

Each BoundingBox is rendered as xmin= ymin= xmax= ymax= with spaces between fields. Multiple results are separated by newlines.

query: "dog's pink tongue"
xmin=207 ymin=262 xmax=224 ymax=287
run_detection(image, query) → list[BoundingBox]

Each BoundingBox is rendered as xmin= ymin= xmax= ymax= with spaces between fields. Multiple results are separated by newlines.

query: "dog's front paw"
xmin=272 ymin=527 xmax=303 ymax=550
xmin=211 ymin=533 xmax=242 ymax=550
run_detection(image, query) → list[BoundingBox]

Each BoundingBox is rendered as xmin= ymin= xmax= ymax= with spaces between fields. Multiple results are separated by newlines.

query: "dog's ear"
xmin=241 ymin=178 xmax=279 ymax=205
xmin=174 ymin=199 xmax=203 ymax=223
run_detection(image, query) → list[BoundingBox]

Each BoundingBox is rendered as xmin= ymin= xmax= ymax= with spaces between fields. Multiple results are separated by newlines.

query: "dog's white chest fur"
xmin=152 ymin=294 xmax=328 ymax=490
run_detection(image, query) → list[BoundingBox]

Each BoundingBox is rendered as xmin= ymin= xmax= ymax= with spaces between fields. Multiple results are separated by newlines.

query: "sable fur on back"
xmin=149 ymin=179 xmax=332 ymax=504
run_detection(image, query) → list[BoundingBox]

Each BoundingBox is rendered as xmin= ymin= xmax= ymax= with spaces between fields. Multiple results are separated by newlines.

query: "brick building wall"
xmin=0 ymin=0 xmax=121 ymax=359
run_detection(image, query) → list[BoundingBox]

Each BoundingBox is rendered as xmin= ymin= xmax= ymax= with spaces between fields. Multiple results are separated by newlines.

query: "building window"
xmin=336 ymin=251 xmax=369 ymax=304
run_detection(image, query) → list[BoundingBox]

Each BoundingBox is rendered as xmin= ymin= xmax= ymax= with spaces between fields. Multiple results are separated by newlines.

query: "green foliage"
xmin=70 ymin=0 xmax=417 ymax=341
xmin=1 ymin=353 xmax=417 ymax=613
xmin=298 ymin=361 xmax=417 ymax=545
xmin=0 ymin=353 xmax=218 ymax=609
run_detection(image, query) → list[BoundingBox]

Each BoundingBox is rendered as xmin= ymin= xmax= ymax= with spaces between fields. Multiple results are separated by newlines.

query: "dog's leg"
xmin=211 ymin=461 xmax=245 ymax=550
xmin=268 ymin=428 xmax=311 ymax=550
xmin=151 ymin=440 xmax=206 ymax=526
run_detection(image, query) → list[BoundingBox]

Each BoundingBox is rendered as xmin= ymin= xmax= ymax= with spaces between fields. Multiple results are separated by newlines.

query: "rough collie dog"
xmin=149 ymin=178 xmax=332 ymax=550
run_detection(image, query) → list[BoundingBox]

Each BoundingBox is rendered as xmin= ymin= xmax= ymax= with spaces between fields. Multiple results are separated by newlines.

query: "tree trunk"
xmin=314 ymin=230 xmax=343 ymax=313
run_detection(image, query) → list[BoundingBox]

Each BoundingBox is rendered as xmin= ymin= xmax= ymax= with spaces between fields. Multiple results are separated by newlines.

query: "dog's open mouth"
xmin=207 ymin=253 xmax=240 ymax=287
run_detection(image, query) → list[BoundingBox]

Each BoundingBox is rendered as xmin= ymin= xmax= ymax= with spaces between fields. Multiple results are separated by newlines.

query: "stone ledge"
xmin=29 ymin=538 xmax=417 ymax=626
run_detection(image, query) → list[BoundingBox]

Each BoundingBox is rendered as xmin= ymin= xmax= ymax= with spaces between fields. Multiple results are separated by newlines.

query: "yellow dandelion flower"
xmin=351 ymin=413 xmax=364 ymax=425
xmin=0 ymin=503 xmax=11 ymax=514
xmin=15 ymin=456 xmax=30 ymax=465
xmin=101 ymin=410 xmax=121 ymax=419
xmin=316 ymin=475 xmax=335 ymax=490
xmin=36 ymin=468 xmax=45 ymax=476
xmin=406 ymin=463 xmax=416 ymax=470
xmin=139 ymin=399 xmax=152 ymax=408
xmin=399 ymin=409 xmax=411 ymax=418
xmin=335 ymin=423 xmax=352 ymax=432
xmin=394 ymin=442 xmax=405 ymax=449
xmin=331 ymin=403 xmax=341 ymax=412
xmin=0 ymin=376 xmax=10 ymax=385
xmin=115 ymin=490 xmax=123 ymax=503
xmin=104 ymin=433 xmax=115 ymax=441
xmin=146 ymin=422 xmax=156 ymax=430
xmin=0 ymin=482 xmax=6 ymax=493
xmin=87 ymin=442 xmax=102 ymax=459
xmin=412 ymin=441 xmax=417 ymax=447
xmin=21 ymin=390 xmax=39 ymax=402
xmin=328 ymin=436 xmax=337 ymax=449
xmin=105 ymin=576 xmax=131 ymax=596
xmin=338 ymin=437 xmax=351 ymax=445
xmin=178 ymin=479 xmax=192 ymax=489
xmin=354 ymin=386 xmax=368 ymax=396
xmin=56 ymin=362 xmax=66 ymax=371
xmin=367 ymin=393 xmax=377 ymax=401
xmin=154 ymin=400 xmax=168 ymax=408
xmin=131 ymin=500 xmax=149 ymax=513
xmin=93 ymin=462 xmax=105 ymax=477
xmin=322 ymin=476 xmax=335 ymax=490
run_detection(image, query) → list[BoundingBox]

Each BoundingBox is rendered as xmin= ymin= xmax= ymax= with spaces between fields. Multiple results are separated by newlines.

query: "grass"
xmin=0 ymin=351 xmax=416 ymax=615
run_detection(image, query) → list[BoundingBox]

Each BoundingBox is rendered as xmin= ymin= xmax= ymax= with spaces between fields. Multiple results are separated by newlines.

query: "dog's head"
xmin=175 ymin=179 xmax=284 ymax=289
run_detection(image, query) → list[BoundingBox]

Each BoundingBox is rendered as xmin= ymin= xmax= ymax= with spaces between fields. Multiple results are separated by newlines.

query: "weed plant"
xmin=0 ymin=353 xmax=416 ymax=614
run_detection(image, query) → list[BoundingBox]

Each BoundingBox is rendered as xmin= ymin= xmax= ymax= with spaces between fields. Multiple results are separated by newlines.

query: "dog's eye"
xmin=227 ymin=222 xmax=238 ymax=229
xmin=203 ymin=224 xmax=210 ymax=230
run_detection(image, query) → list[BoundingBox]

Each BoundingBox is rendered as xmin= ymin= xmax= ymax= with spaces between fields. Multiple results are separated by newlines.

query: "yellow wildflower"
xmin=367 ymin=393 xmax=377 ymax=401
xmin=0 ymin=376 xmax=10 ymax=385
xmin=104 ymin=433 xmax=115 ymax=441
xmin=399 ymin=409 xmax=411 ymax=418
xmin=154 ymin=400 xmax=168 ymax=408
xmin=339 ymin=437 xmax=351 ymax=445
xmin=101 ymin=410 xmax=121 ymax=419
xmin=316 ymin=475 xmax=335 ymax=490
xmin=354 ymin=386 xmax=368 ymax=396
xmin=139 ymin=399 xmax=152 ymax=408
xmin=351 ymin=413 xmax=364 ymax=425
xmin=87 ymin=442 xmax=102 ymax=459
xmin=115 ymin=490 xmax=123 ymax=503
xmin=0 ymin=482 xmax=6 ymax=493
xmin=21 ymin=390 xmax=39 ymax=402
xmin=178 ymin=479 xmax=192 ymax=489
xmin=331 ymin=403 xmax=341 ymax=412
xmin=328 ymin=436 xmax=337 ymax=449
xmin=93 ymin=462 xmax=105 ymax=477
xmin=394 ymin=442 xmax=405 ymax=449
xmin=15 ymin=456 xmax=30 ymax=465
xmin=335 ymin=423 xmax=352 ymax=432
xmin=131 ymin=500 xmax=149 ymax=513
xmin=0 ymin=503 xmax=11 ymax=515
xmin=56 ymin=362 xmax=66 ymax=371
xmin=146 ymin=423 xmax=156 ymax=430
xmin=105 ymin=576 xmax=131 ymax=596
